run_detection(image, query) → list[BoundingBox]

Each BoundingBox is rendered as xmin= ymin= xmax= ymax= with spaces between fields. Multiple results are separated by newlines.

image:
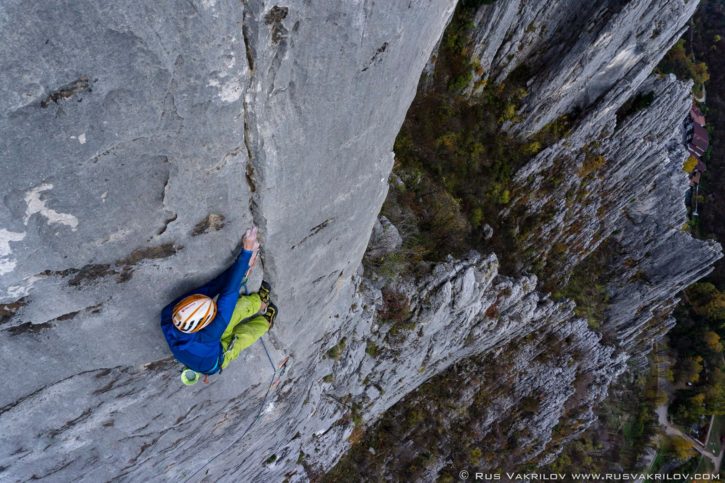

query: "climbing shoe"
xmin=258 ymin=280 xmax=272 ymax=304
xmin=264 ymin=302 xmax=278 ymax=329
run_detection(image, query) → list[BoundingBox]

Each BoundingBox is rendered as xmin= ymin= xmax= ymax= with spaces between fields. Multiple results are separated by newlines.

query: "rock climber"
xmin=160 ymin=226 xmax=277 ymax=383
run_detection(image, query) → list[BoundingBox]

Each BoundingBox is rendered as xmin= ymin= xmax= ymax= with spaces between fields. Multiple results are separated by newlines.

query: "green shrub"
xmin=366 ymin=341 xmax=380 ymax=357
xmin=499 ymin=102 xmax=519 ymax=122
xmin=448 ymin=71 xmax=473 ymax=92
xmin=326 ymin=338 xmax=347 ymax=360
xmin=470 ymin=206 xmax=484 ymax=228
xmin=523 ymin=141 xmax=542 ymax=156
xmin=499 ymin=189 xmax=511 ymax=205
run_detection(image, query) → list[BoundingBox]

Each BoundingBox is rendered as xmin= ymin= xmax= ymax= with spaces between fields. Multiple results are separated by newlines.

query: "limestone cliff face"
xmin=506 ymin=74 xmax=721 ymax=348
xmin=297 ymin=254 xmax=626 ymax=474
xmin=0 ymin=0 xmax=722 ymax=482
xmin=0 ymin=1 xmax=457 ymax=480
xmin=340 ymin=0 xmax=720 ymax=475
xmin=464 ymin=0 xmax=699 ymax=137
xmin=439 ymin=0 xmax=722 ymax=353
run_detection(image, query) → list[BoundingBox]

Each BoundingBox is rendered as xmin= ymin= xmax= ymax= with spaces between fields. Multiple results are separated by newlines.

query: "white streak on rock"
xmin=219 ymin=79 xmax=242 ymax=103
xmin=24 ymin=183 xmax=79 ymax=231
xmin=0 ymin=229 xmax=26 ymax=275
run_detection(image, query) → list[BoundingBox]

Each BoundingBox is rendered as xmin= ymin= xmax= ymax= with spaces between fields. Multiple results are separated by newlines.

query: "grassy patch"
xmin=326 ymin=338 xmax=347 ymax=360
xmin=705 ymin=415 xmax=723 ymax=455
xmin=365 ymin=341 xmax=380 ymax=357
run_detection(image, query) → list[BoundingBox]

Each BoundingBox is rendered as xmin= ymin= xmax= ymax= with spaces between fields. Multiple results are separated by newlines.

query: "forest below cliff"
xmin=327 ymin=0 xmax=725 ymax=479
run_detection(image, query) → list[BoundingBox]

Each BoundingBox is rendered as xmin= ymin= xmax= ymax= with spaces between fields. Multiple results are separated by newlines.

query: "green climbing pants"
xmin=220 ymin=293 xmax=270 ymax=369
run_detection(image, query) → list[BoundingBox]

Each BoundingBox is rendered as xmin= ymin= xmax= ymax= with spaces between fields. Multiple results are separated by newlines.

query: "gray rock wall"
xmin=1 ymin=0 xmax=255 ymax=408
xmin=463 ymin=0 xmax=698 ymax=136
xmin=0 ymin=0 xmax=457 ymax=481
xmin=510 ymin=75 xmax=716 ymax=278
xmin=298 ymin=253 xmax=625 ymax=472
xmin=506 ymin=73 xmax=721 ymax=348
xmin=241 ymin=0 xmax=457 ymax=357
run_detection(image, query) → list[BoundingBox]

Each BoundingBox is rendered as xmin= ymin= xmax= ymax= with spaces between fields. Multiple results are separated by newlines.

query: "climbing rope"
xmin=182 ymin=339 xmax=287 ymax=482
xmin=182 ymin=280 xmax=288 ymax=482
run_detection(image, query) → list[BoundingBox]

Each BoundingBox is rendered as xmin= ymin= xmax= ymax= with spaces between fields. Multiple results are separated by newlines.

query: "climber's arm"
xmin=192 ymin=260 xmax=241 ymax=298
xmin=201 ymin=227 xmax=259 ymax=340
xmin=200 ymin=250 xmax=254 ymax=339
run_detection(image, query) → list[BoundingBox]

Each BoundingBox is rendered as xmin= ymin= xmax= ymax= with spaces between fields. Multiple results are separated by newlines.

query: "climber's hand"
xmin=243 ymin=226 xmax=260 ymax=253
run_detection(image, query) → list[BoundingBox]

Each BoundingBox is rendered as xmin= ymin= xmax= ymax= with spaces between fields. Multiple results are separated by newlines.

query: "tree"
xmin=690 ymin=62 xmax=710 ymax=87
xmin=705 ymin=369 xmax=725 ymax=416
xmin=704 ymin=331 xmax=723 ymax=352
xmin=669 ymin=435 xmax=696 ymax=461
xmin=690 ymin=392 xmax=706 ymax=407
xmin=683 ymin=155 xmax=699 ymax=173
xmin=672 ymin=389 xmax=706 ymax=425
xmin=687 ymin=283 xmax=725 ymax=321
xmin=658 ymin=38 xmax=709 ymax=97
xmin=680 ymin=355 xmax=704 ymax=384
xmin=704 ymin=292 xmax=725 ymax=322
xmin=687 ymin=282 xmax=718 ymax=305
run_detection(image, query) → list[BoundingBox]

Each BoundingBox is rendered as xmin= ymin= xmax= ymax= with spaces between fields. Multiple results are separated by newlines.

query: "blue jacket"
xmin=160 ymin=250 xmax=253 ymax=374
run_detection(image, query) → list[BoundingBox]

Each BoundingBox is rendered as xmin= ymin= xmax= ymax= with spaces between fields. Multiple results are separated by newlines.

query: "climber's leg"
xmin=221 ymin=316 xmax=270 ymax=368
xmin=220 ymin=293 xmax=262 ymax=340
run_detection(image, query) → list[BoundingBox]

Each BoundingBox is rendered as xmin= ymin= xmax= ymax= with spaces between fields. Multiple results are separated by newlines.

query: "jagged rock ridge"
xmin=465 ymin=0 xmax=700 ymax=137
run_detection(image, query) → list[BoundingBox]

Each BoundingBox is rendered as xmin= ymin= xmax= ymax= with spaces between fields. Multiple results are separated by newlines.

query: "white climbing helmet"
xmin=172 ymin=294 xmax=217 ymax=333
